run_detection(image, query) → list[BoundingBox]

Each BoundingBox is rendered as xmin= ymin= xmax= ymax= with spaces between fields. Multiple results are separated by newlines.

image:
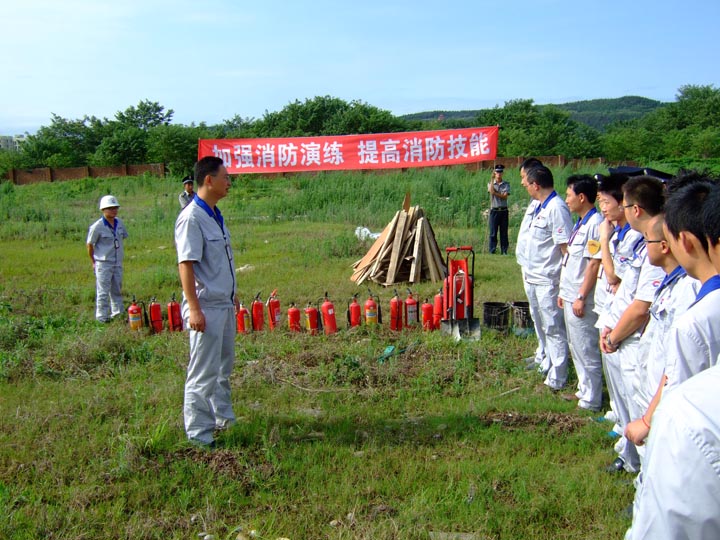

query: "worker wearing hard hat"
xmin=87 ymin=195 xmax=129 ymax=323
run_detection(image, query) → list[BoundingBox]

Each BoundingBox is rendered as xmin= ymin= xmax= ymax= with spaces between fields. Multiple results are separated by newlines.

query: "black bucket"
xmin=511 ymin=301 xmax=534 ymax=337
xmin=483 ymin=302 xmax=510 ymax=331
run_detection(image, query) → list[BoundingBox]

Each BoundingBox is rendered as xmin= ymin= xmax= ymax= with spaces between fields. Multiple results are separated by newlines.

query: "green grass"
xmin=0 ymin=165 xmax=669 ymax=539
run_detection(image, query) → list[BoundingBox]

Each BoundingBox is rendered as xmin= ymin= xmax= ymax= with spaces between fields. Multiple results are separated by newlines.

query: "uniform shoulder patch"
xmin=587 ymin=239 xmax=601 ymax=256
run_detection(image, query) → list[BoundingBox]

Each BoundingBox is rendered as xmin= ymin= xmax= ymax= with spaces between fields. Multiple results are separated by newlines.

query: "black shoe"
xmin=605 ymin=457 xmax=625 ymax=473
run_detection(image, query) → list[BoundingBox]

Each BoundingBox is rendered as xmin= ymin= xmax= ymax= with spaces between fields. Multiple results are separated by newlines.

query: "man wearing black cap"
xmin=488 ymin=164 xmax=510 ymax=254
xmin=179 ymin=175 xmax=195 ymax=209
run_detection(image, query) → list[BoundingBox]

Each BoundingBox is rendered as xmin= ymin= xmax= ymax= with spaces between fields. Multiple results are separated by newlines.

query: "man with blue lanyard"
xmin=175 ymin=156 xmax=238 ymax=448
xmin=557 ymin=175 xmax=604 ymax=410
xmin=87 ymin=195 xmax=129 ymax=323
xmin=600 ymin=176 xmax=666 ymax=473
xmin=626 ymin=179 xmax=720 ymax=540
xmin=516 ymin=164 xmax=573 ymax=391
xmin=624 ymin=213 xmax=699 ymax=451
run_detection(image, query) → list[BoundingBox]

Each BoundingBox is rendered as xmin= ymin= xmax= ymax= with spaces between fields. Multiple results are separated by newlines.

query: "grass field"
xmin=0 ymin=164 xmax=666 ymax=539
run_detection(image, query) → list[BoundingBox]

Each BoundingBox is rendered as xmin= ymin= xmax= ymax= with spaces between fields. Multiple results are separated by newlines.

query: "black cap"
xmin=182 ymin=175 xmax=194 ymax=184
xmin=494 ymin=164 xmax=505 ymax=173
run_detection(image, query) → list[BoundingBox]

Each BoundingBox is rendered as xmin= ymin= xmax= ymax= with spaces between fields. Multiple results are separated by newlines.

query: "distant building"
xmin=0 ymin=135 xmax=26 ymax=152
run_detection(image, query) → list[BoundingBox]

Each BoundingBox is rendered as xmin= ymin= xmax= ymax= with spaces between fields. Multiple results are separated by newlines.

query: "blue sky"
xmin=2 ymin=0 xmax=719 ymax=135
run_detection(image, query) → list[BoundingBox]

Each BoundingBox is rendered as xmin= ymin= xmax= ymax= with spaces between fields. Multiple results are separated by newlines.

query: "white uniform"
xmin=627 ymin=363 xmax=720 ymax=540
xmin=87 ymin=216 xmax=128 ymax=322
xmin=559 ymin=208 xmax=604 ymax=410
xmin=634 ymin=269 xmax=700 ymax=412
xmin=662 ymin=278 xmax=720 ymax=394
xmin=516 ymin=191 xmax=573 ymax=389
xmin=175 ymin=197 xmax=237 ymax=445
xmin=601 ymin=234 xmax=665 ymax=472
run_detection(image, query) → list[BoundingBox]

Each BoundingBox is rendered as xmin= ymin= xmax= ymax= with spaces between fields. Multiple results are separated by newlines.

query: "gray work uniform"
xmin=175 ymin=197 xmax=237 ymax=444
xmin=87 ymin=216 xmax=128 ymax=322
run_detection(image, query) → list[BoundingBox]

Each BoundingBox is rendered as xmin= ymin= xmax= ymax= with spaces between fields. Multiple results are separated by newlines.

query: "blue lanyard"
xmin=691 ymin=274 xmax=720 ymax=307
xmin=102 ymin=216 xmax=117 ymax=235
xmin=193 ymin=196 xmax=224 ymax=232
xmin=534 ymin=190 xmax=557 ymax=217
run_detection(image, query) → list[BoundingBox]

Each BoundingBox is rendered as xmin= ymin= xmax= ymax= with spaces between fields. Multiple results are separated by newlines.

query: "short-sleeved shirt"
xmin=175 ymin=198 xmax=236 ymax=309
xmin=559 ymin=207 xmax=603 ymax=302
xmin=490 ymin=181 xmax=510 ymax=209
xmin=635 ymin=270 xmax=700 ymax=409
xmin=516 ymin=192 xmax=573 ymax=285
xmin=592 ymin=227 xmax=616 ymax=317
xmin=628 ymin=363 xmax=720 ymax=540
xmin=179 ymin=191 xmax=195 ymax=209
xmin=86 ymin=216 xmax=128 ymax=265
xmin=662 ymin=282 xmax=720 ymax=392
xmin=597 ymin=226 xmax=648 ymax=329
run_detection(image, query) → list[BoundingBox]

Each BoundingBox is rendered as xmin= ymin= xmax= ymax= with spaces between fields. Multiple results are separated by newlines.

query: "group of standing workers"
xmin=86 ymin=157 xmax=720 ymax=536
xmin=511 ymin=157 xmax=720 ymax=539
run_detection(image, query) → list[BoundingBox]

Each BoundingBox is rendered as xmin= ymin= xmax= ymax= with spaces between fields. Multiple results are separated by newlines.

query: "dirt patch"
xmin=477 ymin=411 xmax=587 ymax=435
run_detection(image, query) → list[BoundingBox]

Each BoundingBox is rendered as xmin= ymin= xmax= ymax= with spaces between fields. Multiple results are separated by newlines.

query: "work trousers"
xmin=523 ymin=280 xmax=569 ymax=389
xmin=184 ymin=305 xmax=236 ymax=444
xmin=489 ymin=208 xmax=509 ymax=254
xmin=563 ymin=299 xmax=603 ymax=410
xmin=95 ymin=262 xmax=124 ymax=322
xmin=603 ymin=336 xmax=641 ymax=472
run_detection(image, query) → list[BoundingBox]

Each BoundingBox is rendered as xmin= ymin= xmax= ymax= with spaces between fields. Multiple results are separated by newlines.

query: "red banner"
xmin=198 ymin=126 xmax=498 ymax=174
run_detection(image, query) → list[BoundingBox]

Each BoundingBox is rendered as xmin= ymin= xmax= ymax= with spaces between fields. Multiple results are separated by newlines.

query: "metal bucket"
xmin=510 ymin=301 xmax=534 ymax=337
xmin=483 ymin=302 xmax=510 ymax=331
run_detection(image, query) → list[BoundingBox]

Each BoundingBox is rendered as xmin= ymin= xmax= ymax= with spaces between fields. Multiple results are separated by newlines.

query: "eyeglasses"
xmin=645 ymin=239 xmax=664 ymax=244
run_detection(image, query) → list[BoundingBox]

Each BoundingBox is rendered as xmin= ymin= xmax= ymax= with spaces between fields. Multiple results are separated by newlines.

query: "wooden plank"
xmin=409 ymin=218 xmax=424 ymax=283
xmin=422 ymin=223 xmax=441 ymax=282
xmin=402 ymin=192 xmax=411 ymax=213
xmin=425 ymin=218 xmax=447 ymax=278
xmin=351 ymin=212 xmax=398 ymax=274
xmin=384 ymin=209 xmax=409 ymax=285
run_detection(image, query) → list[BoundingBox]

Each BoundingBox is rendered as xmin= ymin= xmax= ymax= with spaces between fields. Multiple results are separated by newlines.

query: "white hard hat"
xmin=99 ymin=195 xmax=120 ymax=210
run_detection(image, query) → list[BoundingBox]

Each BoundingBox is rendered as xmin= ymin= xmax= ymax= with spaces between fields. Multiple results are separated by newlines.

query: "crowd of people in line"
xmin=86 ymin=156 xmax=720 ymax=538
xmin=513 ymin=157 xmax=720 ymax=539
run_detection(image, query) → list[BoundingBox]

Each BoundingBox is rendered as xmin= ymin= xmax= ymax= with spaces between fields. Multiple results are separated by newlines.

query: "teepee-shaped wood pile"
xmin=351 ymin=194 xmax=447 ymax=286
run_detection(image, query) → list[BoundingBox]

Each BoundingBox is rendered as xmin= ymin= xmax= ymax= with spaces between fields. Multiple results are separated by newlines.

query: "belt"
xmin=490 ymin=208 xmax=508 ymax=211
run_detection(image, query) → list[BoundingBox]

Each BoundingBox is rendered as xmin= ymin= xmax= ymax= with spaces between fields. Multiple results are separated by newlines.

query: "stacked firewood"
xmin=351 ymin=197 xmax=447 ymax=286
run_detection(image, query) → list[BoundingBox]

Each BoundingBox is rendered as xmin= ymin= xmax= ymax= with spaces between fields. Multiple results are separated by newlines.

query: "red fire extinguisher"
xmin=168 ymin=293 xmax=182 ymax=331
xmin=305 ymin=302 xmax=319 ymax=335
xmin=433 ymin=288 xmax=443 ymax=330
xmin=321 ymin=292 xmax=337 ymax=335
xmin=149 ymin=296 xmax=163 ymax=334
xmin=421 ymin=298 xmax=434 ymax=331
xmin=251 ymin=292 xmax=264 ymax=331
xmin=128 ymin=295 xmax=143 ymax=331
xmin=236 ymin=302 xmax=250 ymax=334
xmin=347 ymin=294 xmax=361 ymax=328
xmin=364 ymin=289 xmax=379 ymax=326
xmin=288 ymin=302 xmax=301 ymax=332
xmin=390 ymin=289 xmax=402 ymax=331
xmin=405 ymin=288 xmax=418 ymax=328
xmin=267 ymin=289 xmax=281 ymax=330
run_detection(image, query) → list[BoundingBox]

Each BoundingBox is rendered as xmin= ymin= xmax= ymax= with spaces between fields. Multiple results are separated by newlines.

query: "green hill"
xmin=401 ymin=96 xmax=667 ymax=131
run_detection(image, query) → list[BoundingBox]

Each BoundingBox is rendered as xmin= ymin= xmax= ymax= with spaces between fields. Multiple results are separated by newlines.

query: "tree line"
xmin=1 ymin=84 xmax=718 ymax=178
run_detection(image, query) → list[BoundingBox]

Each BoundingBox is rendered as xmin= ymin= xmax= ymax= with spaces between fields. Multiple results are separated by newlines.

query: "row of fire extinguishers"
xmin=235 ymin=288 xmax=446 ymax=335
xmin=127 ymin=294 xmax=183 ymax=333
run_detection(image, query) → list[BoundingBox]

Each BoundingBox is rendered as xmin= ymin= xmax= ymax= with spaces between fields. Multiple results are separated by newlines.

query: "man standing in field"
xmin=87 ymin=195 xmax=129 ymax=323
xmin=175 ymin=156 xmax=238 ymax=448
xmin=557 ymin=175 xmax=603 ymax=411
xmin=516 ymin=162 xmax=573 ymax=391
xmin=487 ymin=164 xmax=510 ymax=254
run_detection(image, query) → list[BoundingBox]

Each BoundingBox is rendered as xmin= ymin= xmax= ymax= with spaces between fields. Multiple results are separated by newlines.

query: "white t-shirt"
xmin=516 ymin=192 xmax=573 ymax=285
xmin=559 ymin=208 xmax=603 ymax=302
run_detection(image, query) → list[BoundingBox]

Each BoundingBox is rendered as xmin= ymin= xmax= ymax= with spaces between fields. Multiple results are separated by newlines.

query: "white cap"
xmin=99 ymin=195 xmax=120 ymax=210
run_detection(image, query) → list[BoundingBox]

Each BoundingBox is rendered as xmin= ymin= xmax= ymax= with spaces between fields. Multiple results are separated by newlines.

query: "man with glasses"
xmin=599 ymin=176 xmax=666 ymax=473
xmin=175 ymin=156 xmax=238 ymax=449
